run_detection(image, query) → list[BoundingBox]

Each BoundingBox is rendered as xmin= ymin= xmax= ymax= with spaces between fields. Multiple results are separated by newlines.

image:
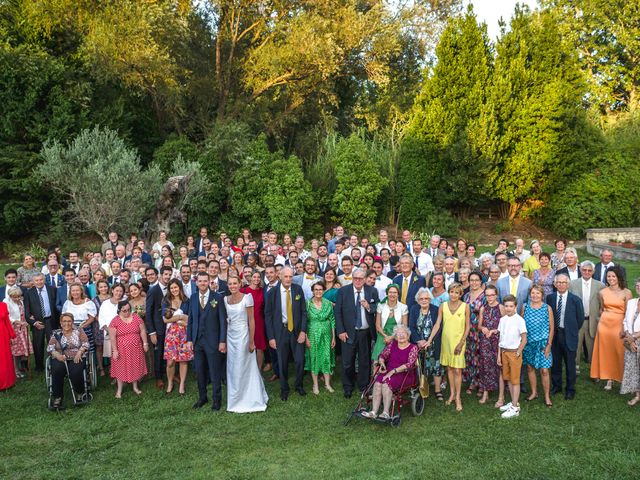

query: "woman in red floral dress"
xmin=162 ymin=279 xmax=193 ymax=395
xmin=109 ymin=301 xmax=148 ymax=398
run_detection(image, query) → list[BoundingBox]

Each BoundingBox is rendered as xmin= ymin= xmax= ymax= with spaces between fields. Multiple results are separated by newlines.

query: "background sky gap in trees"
xmin=468 ymin=0 xmax=538 ymax=39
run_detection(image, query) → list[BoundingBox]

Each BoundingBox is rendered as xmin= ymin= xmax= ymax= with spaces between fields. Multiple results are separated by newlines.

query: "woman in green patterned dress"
xmin=305 ymin=280 xmax=336 ymax=394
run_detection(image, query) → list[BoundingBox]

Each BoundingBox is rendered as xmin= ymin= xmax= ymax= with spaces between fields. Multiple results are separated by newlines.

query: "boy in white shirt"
xmin=497 ymin=295 xmax=528 ymax=418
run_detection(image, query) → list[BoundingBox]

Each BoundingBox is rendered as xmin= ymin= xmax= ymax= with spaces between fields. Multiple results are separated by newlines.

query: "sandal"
xmin=435 ymin=392 xmax=444 ymax=401
xmin=627 ymin=396 xmax=640 ymax=406
xmin=545 ymin=400 xmax=553 ymax=408
xmin=494 ymin=400 xmax=505 ymax=409
xmin=604 ymin=381 xmax=613 ymax=391
xmin=525 ymin=395 xmax=538 ymax=402
xmin=361 ymin=411 xmax=377 ymax=419
xmin=378 ymin=412 xmax=390 ymax=420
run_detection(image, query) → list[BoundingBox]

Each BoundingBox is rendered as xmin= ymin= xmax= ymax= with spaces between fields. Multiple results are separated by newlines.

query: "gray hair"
xmin=400 ymin=254 xmax=414 ymax=266
xmin=554 ymin=273 xmax=570 ymax=283
xmin=7 ymin=286 xmax=22 ymax=297
xmin=565 ymin=247 xmax=578 ymax=257
xmin=279 ymin=266 xmax=294 ymax=277
xmin=433 ymin=254 xmax=445 ymax=264
xmin=580 ymin=260 xmax=595 ymax=269
xmin=489 ymin=264 xmax=501 ymax=273
xmin=530 ymin=239 xmax=540 ymax=249
xmin=33 ymin=273 xmax=45 ymax=280
xmin=431 ymin=234 xmax=441 ymax=242
xmin=352 ymin=267 xmax=365 ymax=278
xmin=458 ymin=267 xmax=470 ymax=275
xmin=392 ymin=324 xmax=411 ymax=337
xmin=415 ymin=287 xmax=432 ymax=303
xmin=479 ymin=252 xmax=494 ymax=264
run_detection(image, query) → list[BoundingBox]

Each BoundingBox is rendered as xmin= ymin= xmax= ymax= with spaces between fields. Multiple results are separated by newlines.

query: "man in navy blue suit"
xmin=265 ymin=266 xmax=308 ymax=400
xmin=547 ymin=273 xmax=584 ymax=400
xmin=262 ymin=266 xmax=280 ymax=382
xmin=187 ymin=272 xmax=227 ymax=410
xmin=44 ymin=260 xmax=64 ymax=288
xmin=55 ymin=268 xmax=77 ymax=314
xmin=393 ymin=255 xmax=426 ymax=311
xmin=334 ymin=268 xmax=379 ymax=398
xmin=0 ymin=269 xmax=26 ymax=301
xmin=145 ymin=266 xmax=173 ymax=389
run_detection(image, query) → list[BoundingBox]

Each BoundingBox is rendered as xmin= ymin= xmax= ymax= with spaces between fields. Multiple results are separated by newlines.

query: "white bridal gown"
xmin=225 ymin=294 xmax=268 ymax=413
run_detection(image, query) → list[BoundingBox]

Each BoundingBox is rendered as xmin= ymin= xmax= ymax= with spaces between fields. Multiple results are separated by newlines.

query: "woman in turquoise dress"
xmin=372 ymin=284 xmax=408 ymax=361
xmin=521 ymin=284 xmax=554 ymax=407
xmin=322 ymin=269 xmax=340 ymax=304
xmin=305 ymin=281 xmax=336 ymax=394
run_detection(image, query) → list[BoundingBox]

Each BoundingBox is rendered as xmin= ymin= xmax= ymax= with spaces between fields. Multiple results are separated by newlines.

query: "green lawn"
xmin=1 ymin=253 xmax=639 ymax=479
xmin=0 ymin=360 xmax=639 ymax=479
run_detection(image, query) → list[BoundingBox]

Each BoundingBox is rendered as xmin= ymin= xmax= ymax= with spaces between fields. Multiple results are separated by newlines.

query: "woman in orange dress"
xmin=590 ymin=266 xmax=632 ymax=389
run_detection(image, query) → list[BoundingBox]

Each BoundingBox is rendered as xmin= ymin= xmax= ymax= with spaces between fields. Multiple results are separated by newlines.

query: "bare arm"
xmin=247 ymin=305 xmax=255 ymax=351
xmin=426 ymin=305 xmax=443 ymax=345
xmin=108 ymin=326 xmax=118 ymax=359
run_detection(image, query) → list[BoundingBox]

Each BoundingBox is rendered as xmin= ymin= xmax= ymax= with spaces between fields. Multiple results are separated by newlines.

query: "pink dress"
xmin=109 ymin=314 xmax=148 ymax=383
xmin=7 ymin=301 xmax=32 ymax=357
xmin=375 ymin=341 xmax=419 ymax=392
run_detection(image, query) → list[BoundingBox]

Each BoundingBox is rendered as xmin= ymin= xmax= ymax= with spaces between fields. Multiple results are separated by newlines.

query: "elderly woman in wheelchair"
xmin=362 ymin=324 xmax=419 ymax=420
xmin=47 ymin=312 xmax=90 ymax=410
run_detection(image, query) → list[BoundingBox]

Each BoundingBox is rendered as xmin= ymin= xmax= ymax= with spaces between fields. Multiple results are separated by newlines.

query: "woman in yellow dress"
xmin=426 ymin=283 xmax=470 ymax=412
xmin=590 ymin=266 xmax=632 ymax=389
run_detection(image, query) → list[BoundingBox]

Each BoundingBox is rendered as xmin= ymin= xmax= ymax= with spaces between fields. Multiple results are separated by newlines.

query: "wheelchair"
xmin=344 ymin=357 xmax=427 ymax=427
xmin=45 ymin=354 xmax=94 ymax=410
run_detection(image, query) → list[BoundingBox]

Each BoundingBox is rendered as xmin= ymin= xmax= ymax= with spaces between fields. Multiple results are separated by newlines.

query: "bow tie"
xmin=305 ymin=275 xmax=315 ymax=280
xmin=344 ymin=276 xmax=352 ymax=280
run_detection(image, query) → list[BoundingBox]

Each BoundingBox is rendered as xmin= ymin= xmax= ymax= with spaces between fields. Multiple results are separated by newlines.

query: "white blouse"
xmin=623 ymin=298 xmax=640 ymax=334
xmin=62 ymin=300 xmax=97 ymax=326
xmin=377 ymin=301 xmax=408 ymax=327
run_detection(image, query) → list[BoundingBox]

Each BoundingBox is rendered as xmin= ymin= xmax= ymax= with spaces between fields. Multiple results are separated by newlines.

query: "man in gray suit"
xmin=497 ymin=257 xmax=532 ymax=308
xmin=569 ymin=260 xmax=604 ymax=373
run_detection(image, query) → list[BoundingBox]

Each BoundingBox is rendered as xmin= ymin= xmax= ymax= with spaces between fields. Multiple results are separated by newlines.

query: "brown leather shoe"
xmin=156 ymin=379 xmax=165 ymax=390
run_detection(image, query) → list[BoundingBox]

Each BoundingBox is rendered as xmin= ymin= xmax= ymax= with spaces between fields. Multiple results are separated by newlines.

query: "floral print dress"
xmin=463 ymin=290 xmax=485 ymax=388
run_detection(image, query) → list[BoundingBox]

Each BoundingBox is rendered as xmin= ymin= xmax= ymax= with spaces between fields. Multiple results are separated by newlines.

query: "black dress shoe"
xmin=344 ymin=391 xmax=353 ymax=399
xmin=280 ymin=391 xmax=289 ymax=401
xmin=192 ymin=398 xmax=208 ymax=409
xmin=211 ymin=400 xmax=221 ymax=411
xmin=296 ymin=387 xmax=307 ymax=396
xmin=551 ymin=387 xmax=562 ymax=395
xmin=565 ymin=392 xmax=575 ymax=400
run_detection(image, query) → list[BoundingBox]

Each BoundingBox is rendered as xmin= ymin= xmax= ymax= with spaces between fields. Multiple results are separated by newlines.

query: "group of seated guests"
xmin=0 ymin=227 xmax=638 ymax=419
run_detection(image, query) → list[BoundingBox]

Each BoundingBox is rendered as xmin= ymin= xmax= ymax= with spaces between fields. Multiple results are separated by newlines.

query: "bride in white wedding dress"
xmin=224 ymin=276 xmax=268 ymax=413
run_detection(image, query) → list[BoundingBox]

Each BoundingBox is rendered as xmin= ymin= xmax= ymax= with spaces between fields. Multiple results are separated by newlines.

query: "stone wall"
xmin=586 ymin=228 xmax=640 ymax=262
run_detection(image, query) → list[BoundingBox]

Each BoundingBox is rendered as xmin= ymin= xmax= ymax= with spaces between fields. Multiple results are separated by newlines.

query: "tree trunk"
xmin=144 ymin=174 xmax=193 ymax=244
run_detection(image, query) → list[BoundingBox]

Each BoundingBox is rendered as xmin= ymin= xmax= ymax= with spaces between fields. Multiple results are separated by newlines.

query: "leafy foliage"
xmin=37 ymin=126 xmax=163 ymax=240
xmin=152 ymin=135 xmax=199 ymax=175
xmin=331 ymin=134 xmax=387 ymax=234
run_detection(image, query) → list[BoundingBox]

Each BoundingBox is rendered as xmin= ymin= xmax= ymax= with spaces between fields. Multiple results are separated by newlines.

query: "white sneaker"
xmin=499 ymin=402 xmax=513 ymax=412
xmin=501 ymin=405 xmax=520 ymax=418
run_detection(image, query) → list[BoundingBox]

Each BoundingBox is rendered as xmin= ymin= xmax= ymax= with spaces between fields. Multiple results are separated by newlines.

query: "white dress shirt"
xmin=280 ymin=285 xmax=293 ymax=325
xmin=557 ymin=292 xmax=567 ymax=328
xmin=375 ymin=276 xmax=392 ymax=301
xmin=352 ymin=287 xmax=368 ymax=329
xmin=581 ymin=279 xmax=591 ymax=317
xmin=414 ymin=252 xmax=434 ymax=276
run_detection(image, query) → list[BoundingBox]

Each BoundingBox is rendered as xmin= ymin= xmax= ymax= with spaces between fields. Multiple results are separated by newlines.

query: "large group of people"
xmin=0 ymin=227 xmax=638 ymax=419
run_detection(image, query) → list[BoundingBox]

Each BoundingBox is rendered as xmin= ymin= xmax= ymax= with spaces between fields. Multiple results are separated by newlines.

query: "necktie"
xmin=556 ymin=294 xmax=563 ymax=328
xmin=200 ymin=294 xmax=205 ymax=309
xmin=402 ymin=277 xmax=408 ymax=303
xmin=38 ymin=288 xmax=46 ymax=318
xmin=320 ymin=262 xmax=325 ymax=272
xmin=356 ymin=290 xmax=363 ymax=328
xmin=510 ymin=277 xmax=517 ymax=296
xmin=286 ymin=289 xmax=294 ymax=332
xmin=601 ymin=265 xmax=607 ymax=283
xmin=415 ymin=255 xmax=419 ymax=270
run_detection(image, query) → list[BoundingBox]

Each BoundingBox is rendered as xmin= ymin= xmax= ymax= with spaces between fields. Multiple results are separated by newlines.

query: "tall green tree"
xmin=469 ymin=6 xmax=599 ymax=219
xmin=543 ymin=0 xmax=640 ymax=114
xmin=402 ymin=7 xmax=493 ymax=211
xmin=331 ymin=133 xmax=387 ymax=233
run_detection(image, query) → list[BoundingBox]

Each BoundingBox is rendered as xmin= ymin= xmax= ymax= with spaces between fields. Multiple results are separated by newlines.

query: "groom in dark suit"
xmin=334 ymin=268 xmax=379 ymax=398
xmin=187 ymin=272 xmax=227 ymax=410
xmin=547 ymin=273 xmax=584 ymax=400
xmin=265 ymin=266 xmax=307 ymax=400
